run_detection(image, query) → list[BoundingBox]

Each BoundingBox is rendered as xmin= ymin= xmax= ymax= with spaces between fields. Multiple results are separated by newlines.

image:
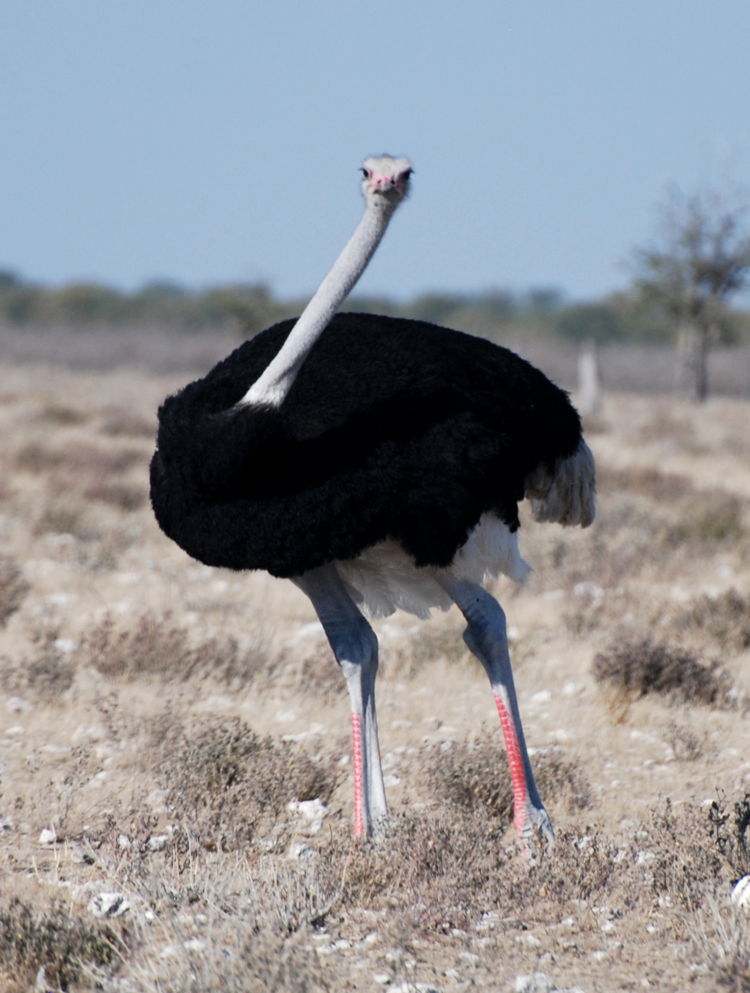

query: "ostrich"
xmin=150 ymin=155 xmax=595 ymax=849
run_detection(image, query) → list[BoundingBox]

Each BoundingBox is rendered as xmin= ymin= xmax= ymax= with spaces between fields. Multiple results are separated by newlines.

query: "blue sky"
xmin=4 ymin=1 xmax=749 ymax=303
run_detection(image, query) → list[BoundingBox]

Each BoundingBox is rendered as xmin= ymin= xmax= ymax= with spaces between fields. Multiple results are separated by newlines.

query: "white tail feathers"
xmin=526 ymin=439 xmax=596 ymax=528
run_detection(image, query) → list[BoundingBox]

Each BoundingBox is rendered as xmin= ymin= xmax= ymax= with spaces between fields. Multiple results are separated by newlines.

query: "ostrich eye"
xmin=400 ymin=169 xmax=413 ymax=182
xmin=360 ymin=168 xmax=371 ymax=179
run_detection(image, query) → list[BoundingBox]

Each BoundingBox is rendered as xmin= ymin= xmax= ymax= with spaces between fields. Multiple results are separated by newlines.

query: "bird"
xmin=150 ymin=154 xmax=596 ymax=850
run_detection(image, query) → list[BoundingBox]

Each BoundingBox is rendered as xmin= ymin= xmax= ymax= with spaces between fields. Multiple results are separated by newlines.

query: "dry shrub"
xmin=672 ymin=588 xmax=750 ymax=653
xmin=663 ymin=720 xmax=705 ymax=761
xmin=324 ymin=811 xmax=508 ymax=922
xmin=697 ymin=899 xmax=750 ymax=993
xmin=508 ymin=826 xmax=623 ymax=908
xmin=77 ymin=611 xmax=265 ymax=685
xmin=0 ymin=557 xmax=29 ymax=626
xmin=32 ymin=400 xmax=90 ymax=426
xmin=708 ymin=792 xmax=750 ymax=880
xmin=592 ymin=637 xmax=734 ymax=707
xmin=390 ymin=621 xmax=469 ymax=676
xmin=137 ymin=930 xmax=332 ymax=993
xmin=422 ymin=736 xmax=590 ymax=823
xmin=154 ymin=716 xmax=339 ymax=852
xmin=0 ymin=897 xmax=124 ymax=992
xmin=665 ymin=493 xmax=744 ymax=546
xmin=17 ymin=440 xmax=146 ymax=529
xmin=636 ymin=409 xmax=706 ymax=451
xmin=15 ymin=440 xmax=143 ymax=477
xmin=284 ymin=644 xmax=347 ymax=701
xmin=634 ymin=799 xmax=737 ymax=913
xmin=83 ymin=479 xmax=147 ymax=511
xmin=0 ymin=628 xmax=75 ymax=701
xmin=289 ymin=623 xmax=470 ymax=702
xmin=33 ymin=498 xmax=93 ymax=539
xmin=98 ymin=406 xmax=155 ymax=438
xmin=320 ymin=812 xmax=618 ymax=930
xmin=598 ymin=464 xmax=695 ymax=502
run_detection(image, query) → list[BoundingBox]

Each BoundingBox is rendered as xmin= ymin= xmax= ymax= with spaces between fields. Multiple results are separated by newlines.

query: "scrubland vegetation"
xmin=1 ymin=328 xmax=749 ymax=991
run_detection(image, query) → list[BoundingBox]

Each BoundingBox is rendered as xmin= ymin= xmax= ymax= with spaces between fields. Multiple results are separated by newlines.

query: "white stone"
xmin=563 ymin=681 xmax=585 ymax=696
xmin=288 ymin=842 xmax=314 ymax=860
xmin=88 ymin=892 xmax=130 ymax=918
xmin=731 ymin=875 xmax=750 ymax=910
xmin=7 ymin=697 xmax=32 ymax=713
xmin=287 ymin=798 xmax=327 ymax=834
xmin=514 ymin=974 xmax=555 ymax=993
xmin=288 ymin=798 xmax=327 ymax=822
xmin=573 ymin=580 xmax=604 ymax=603
xmin=161 ymin=938 xmax=205 ymax=957
xmin=38 ymin=828 xmax=57 ymax=845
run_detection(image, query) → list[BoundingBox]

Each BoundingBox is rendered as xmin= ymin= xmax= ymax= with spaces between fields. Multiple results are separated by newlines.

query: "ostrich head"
xmin=360 ymin=155 xmax=413 ymax=211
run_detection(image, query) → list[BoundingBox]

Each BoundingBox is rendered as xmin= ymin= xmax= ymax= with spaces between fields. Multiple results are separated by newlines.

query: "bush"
xmin=154 ymin=716 xmax=339 ymax=852
xmin=592 ymin=637 xmax=733 ymax=707
xmin=422 ymin=735 xmax=590 ymax=823
xmin=77 ymin=611 xmax=264 ymax=685
xmin=0 ymin=898 xmax=123 ymax=992
xmin=0 ymin=558 xmax=29 ymax=627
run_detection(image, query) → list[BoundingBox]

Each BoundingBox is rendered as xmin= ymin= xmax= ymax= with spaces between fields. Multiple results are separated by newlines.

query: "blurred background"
xmin=4 ymin=0 xmax=750 ymax=397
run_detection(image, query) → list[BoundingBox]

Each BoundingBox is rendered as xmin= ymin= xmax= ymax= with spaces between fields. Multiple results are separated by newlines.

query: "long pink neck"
xmin=240 ymin=201 xmax=395 ymax=408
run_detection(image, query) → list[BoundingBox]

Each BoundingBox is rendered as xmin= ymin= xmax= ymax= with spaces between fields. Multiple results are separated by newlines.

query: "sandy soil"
xmin=0 ymin=348 xmax=749 ymax=992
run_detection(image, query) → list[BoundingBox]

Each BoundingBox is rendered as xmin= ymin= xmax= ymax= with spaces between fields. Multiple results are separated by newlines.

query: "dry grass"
xmin=421 ymin=735 xmax=591 ymax=823
xmin=76 ymin=611 xmax=267 ymax=686
xmin=0 ymin=898 xmax=124 ymax=993
xmin=669 ymin=589 xmax=750 ymax=653
xmin=151 ymin=714 xmax=340 ymax=852
xmin=1 ymin=349 xmax=750 ymax=990
xmin=0 ymin=556 xmax=29 ymax=626
xmin=592 ymin=637 xmax=734 ymax=708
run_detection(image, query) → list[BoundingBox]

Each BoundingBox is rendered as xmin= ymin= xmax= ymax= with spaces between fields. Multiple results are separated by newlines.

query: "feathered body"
xmin=151 ymin=312 xmax=591 ymax=604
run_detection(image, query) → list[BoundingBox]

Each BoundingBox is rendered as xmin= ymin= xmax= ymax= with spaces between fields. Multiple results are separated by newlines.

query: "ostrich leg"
xmin=294 ymin=564 xmax=388 ymax=837
xmin=436 ymin=575 xmax=553 ymax=853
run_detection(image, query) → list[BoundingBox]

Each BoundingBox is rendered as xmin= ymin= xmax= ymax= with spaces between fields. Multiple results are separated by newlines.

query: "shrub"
xmin=666 ymin=494 xmax=744 ymax=546
xmin=708 ymin=791 xmax=750 ymax=879
xmin=0 ymin=628 xmax=75 ymax=701
xmin=422 ymin=735 xmax=590 ymax=823
xmin=0 ymin=898 xmax=123 ymax=992
xmin=592 ymin=637 xmax=734 ymax=707
xmin=674 ymin=588 xmax=750 ymax=653
xmin=77 ymin=611 xmax=264 ymax=685
xmin=154 ymin=716 xmax=339 ymax=852
xmin=0 ymin=557 xmax=29 ymax=626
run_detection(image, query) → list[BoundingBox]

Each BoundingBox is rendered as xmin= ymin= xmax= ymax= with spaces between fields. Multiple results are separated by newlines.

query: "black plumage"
xmin=150 ymin=312 xmax=583 ymax=578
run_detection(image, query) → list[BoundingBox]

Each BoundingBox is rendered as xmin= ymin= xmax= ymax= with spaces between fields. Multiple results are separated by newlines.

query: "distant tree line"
xmin=4 ymin=177 xmax=750 ymax=400
xmin=5 ymin=266 xmax=742 ymax=347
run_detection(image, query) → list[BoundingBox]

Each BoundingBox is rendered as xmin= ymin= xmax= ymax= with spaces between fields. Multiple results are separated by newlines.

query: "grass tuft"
xmin=154 ymin=716 xmax=339 ymax=852
xmin=0 ymin=557 xmax=29 ymax=626
xmin=592 ymin=637 xmax=734 ymax=707
xmin=77 ymin=610 xmax=266 ymax=685
xmin=0 ymin=897 xmax=123 ymax=992
xmin=421 ymin=735 xmax=590 ymax=823
xmin=673 ymin=588 xmax=750 ymax=653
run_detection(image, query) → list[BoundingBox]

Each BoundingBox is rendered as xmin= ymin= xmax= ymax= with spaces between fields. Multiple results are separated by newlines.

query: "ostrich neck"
xmin=240 ymin=202 xmax=395 ymax=408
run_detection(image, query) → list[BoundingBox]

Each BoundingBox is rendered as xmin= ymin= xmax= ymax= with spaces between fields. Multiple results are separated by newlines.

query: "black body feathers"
xmin=150 ymin=314 xmax=584 ymax=578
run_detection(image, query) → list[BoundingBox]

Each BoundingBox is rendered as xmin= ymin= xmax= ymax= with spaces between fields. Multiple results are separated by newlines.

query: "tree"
xmin=632 ymin=182 xmax=750 ymax=401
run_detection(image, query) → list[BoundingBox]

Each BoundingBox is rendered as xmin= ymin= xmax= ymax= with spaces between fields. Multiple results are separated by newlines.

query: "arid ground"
xmin=1 ymin=330 xmax=749 ymax=992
